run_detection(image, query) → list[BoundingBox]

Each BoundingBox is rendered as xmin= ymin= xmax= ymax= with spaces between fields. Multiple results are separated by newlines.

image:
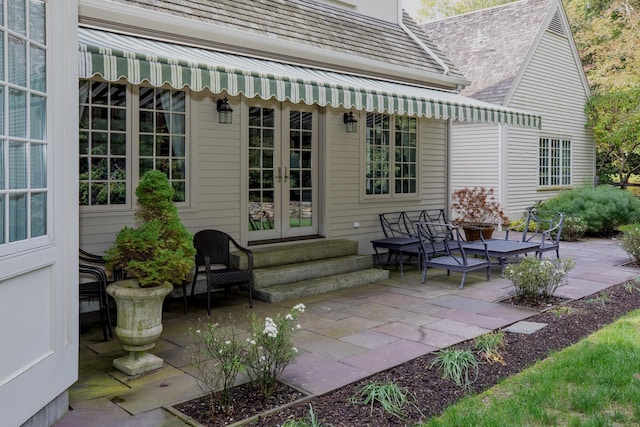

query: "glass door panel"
xmin=248 ymin=104 xmax=317 ymax=240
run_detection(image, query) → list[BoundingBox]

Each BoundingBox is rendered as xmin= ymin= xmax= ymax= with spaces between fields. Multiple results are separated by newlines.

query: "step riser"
xmin=253 ymin=269 xmax=390 ymax=303
xmin=235 ymin=239 xmax=358 ymax=269
xmin=253 ymin=255 xmax=373 ymax=289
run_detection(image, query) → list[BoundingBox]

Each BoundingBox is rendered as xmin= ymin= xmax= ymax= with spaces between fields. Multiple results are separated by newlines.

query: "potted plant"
xmin=451 ymin=187 xmax=509 ymax=241
xmin=105 ymin=170 xmax=195 ymax=375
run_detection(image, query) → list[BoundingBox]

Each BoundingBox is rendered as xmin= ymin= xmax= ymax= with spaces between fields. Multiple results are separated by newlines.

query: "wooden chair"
xmin=191 ymin=230 xmax=254 ymax=315
xmin=521 ymin=208 xmax=565 ymax=258
xmin=417 ymin=222 xmax=491 ymax=289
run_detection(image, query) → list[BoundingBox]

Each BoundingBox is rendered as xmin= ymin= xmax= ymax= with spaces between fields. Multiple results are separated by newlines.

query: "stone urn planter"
xmin=106 ymin=279 xmax=173 ymax=375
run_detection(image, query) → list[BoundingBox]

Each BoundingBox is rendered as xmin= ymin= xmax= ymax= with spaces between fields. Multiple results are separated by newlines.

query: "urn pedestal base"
xmin=106 ymin=279 xmax=173 ymax=376
xmin=113 ymin=351 xmax=164 ymax=376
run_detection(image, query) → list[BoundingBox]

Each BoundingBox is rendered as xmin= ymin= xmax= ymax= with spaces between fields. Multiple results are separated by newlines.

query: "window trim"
xmin=538 ymin=136 xmax=572 ymax=188
xmin=79 ymin=79 xmax=191 ymax=212
xmin=363 ymin=112 xmax=419 ymax=200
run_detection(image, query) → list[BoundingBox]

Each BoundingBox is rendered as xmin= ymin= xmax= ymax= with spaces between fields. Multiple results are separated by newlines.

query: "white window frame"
xmin=364 ymin=112 xmax=418 ymax=199
xmin=79 ymin=79 xmax=190 ymax=212
xmin=539 ymin=136 xmax=571 ymax=187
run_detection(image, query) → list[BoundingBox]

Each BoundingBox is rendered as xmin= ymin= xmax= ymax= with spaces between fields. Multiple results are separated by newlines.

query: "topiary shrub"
xmin=105 ymin=170 xmax=195 ymax=287
xmin=538 ymin=185 xmax=640 ymax=236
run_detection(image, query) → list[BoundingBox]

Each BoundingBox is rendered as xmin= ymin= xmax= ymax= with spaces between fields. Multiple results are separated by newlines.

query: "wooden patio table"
xmin=461 ymin=239 xmax=542 ymax=276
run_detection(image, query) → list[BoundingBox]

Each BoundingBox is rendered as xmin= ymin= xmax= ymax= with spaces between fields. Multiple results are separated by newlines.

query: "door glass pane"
xmin=30 ymin=45 xmax=45 ymax=92
xmin=9 ymin=141 xmax=26 ymax=189
xmin=0 ymin=194 xmax=4 ymax=244
xmin=31 ymin=191 xmax=45 ymax=237
xmin=0 ymin=141 xmax=4 ymax=189
xmin=29 ymin=0 xmax=46 ymax=44
xmin=30 ymin=143 xmax=45 ymax=188
xmin=289 ymin=110 xmax=312 ymax=228
xmin=30 ymin=94 xmax=45 ymax=140
xmin=0 ymin=33 xmax=4 ymax=82
xmin=8 ymin=35 xmax=26 ymax=87
xmin=9 ymin=192 xmax=27 ymax=242
xmin=9 ymin=88 xmax=26 ymax=137
xmin=8 ymin=0 xmax=26 ymax=35
xmin=248 ymin=107 xmax=276 ymax=231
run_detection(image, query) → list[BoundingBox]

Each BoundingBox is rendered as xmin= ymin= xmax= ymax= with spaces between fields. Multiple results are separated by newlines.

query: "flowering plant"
xmin=451 ymin=187 xmax=509 ymax=226
xmin=505 ymin=257 xmax=574 ymax=301
xmin=189 ymin=319 xmax=247 ymax=413
xmin=244 ymin=303 xmax=305 ymax=399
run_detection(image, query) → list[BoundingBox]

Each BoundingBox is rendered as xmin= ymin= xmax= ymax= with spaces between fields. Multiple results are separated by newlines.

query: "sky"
xmin=402 ymin=0 xmax=422 ymax=18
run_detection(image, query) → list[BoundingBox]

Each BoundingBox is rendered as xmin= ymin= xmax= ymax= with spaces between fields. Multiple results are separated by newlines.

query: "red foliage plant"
xmin=451 ymin=187 xmax=509 ymax=226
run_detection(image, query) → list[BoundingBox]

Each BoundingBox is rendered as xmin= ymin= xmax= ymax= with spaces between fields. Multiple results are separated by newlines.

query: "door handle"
xmin=283 ymin=167 xmax=289 ymax=183
xmin=276 ymin=166 xmax=282 ymax=183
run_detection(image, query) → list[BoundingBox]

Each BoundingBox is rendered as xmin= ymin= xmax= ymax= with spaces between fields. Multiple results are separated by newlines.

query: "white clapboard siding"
xmin=450 ymin=122 xmax=501 ymax=192
xmin=325 ymin=111 xmax=448 ymax=253
xmin=449 ymin=26 xmax=594 ymax=220
xmin=506 ymin=29 xmax=593 ymax=215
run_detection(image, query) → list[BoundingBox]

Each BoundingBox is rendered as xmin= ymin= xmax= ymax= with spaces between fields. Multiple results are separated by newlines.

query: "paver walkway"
xmin=57 ymin=236 xmax=638 ymax=426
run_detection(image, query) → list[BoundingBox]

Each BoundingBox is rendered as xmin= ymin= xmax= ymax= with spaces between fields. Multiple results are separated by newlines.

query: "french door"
xmin=248 ymin=102 xmax=318 ymax=241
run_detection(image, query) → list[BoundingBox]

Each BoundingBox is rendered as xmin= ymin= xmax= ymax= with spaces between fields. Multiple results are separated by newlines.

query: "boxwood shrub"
xmin=538 ymin=185 xmax=640 ymax=235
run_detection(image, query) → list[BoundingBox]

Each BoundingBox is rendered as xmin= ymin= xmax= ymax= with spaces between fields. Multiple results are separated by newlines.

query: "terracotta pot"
xmin=462 ymin=225 xmax=495 ymax=242
xmin=106 ymin=279 xmax=173 ymax=375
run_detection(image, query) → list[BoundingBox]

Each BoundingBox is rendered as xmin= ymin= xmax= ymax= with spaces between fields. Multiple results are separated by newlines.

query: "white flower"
xmin=225 ymin=340 xmax=231 ymax=345
xmin=250 ymin=339 xmax=256 ymax=345
xmin=293 ymin=303 xmax=305 ymax=313
xmin=292 ymin=347 xmax=298 ymax=353
xmin=285 ymin=313 xmax=294 ymax=320
xmin=195 ymin=329 xmax=201 ymax=334
xmin=296 ymin=324 xmax=301 ymax=329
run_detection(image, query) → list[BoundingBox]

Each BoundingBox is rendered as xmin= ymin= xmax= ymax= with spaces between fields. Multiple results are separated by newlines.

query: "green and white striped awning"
xmin=78 ymin=28 xmax=541 ymax=129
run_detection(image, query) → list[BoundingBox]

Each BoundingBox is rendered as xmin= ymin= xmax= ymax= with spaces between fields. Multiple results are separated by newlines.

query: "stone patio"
xmin=57 ymin=235 xmax=638 ymax=426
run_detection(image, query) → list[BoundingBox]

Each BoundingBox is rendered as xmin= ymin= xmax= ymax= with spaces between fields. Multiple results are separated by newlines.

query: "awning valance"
xmin=78 ymin=28 xmax=541 ymax=129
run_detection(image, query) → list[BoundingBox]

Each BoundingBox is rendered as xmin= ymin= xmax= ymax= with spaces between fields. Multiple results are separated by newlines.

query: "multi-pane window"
xmin=79 ymin=81 xmax=188 ymax=207
xmin=539 ymin=137 xmax=571 ymax=186
xmin=365 ymin=113 xmax=417 ymax=196
xmin=138 ymin=87 xmax=186 ymax=202
xmin=79 ymin=81 xmax=127 ymax=206
xmin=0 ymin=0 xmax=47 ymax=244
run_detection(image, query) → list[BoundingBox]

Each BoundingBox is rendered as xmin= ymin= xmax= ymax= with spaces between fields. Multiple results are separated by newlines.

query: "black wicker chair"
xmin=191 ymin=230 xmax=254 ymax=315
xmin=79 ymin=250 xmax=114 ymax=341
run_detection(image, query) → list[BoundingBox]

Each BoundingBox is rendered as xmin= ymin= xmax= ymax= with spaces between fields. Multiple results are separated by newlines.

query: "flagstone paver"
xmin=59 ymin=236 xmax=639 ymax=426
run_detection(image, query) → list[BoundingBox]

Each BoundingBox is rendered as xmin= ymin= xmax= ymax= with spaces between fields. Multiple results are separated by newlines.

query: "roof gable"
xmin=101 ymin=0 xmax=467 ymax=84
xmin=421 ymin=0 xmax=555 ymax=104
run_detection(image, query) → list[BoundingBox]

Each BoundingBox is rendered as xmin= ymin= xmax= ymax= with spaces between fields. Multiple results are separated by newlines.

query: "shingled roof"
xmin=105 ymin=0 xmax=466 ymax=83
xmin=421 ymin=0 xmax=554 ymax=104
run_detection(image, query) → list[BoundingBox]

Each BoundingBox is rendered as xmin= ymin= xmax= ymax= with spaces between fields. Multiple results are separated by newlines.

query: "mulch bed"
xmin=175 ymin=281 xmax=640 ymax=426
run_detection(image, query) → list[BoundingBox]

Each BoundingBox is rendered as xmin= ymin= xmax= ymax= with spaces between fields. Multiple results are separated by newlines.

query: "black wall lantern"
xmin=343 ymin=112 xmax=358 ymax=133
xmin=216 ymin=97 xmax=233 ymax=124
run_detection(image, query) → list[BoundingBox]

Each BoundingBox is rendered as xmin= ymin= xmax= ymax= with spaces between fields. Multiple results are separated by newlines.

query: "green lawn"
xmin=423 ymin=310 xmax=640 ymax=426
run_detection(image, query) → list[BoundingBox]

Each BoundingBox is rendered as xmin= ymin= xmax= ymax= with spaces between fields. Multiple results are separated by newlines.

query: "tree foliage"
xmin=586 ymin=87 xmax=640 ymax=186
xmin=564 ymin=0 xmax=640 ymax=91
xmin=417 ymin=0 xmax=514 ymax=21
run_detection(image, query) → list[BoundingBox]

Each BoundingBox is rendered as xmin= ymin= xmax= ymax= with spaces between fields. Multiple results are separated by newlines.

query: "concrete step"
xmin=235 ymin=239 xmax=358 ymax=269
xmin=253 ymin=268 xmax=390 ymax=303
xmin=253 ymin=254 xmax=374 ymax=289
